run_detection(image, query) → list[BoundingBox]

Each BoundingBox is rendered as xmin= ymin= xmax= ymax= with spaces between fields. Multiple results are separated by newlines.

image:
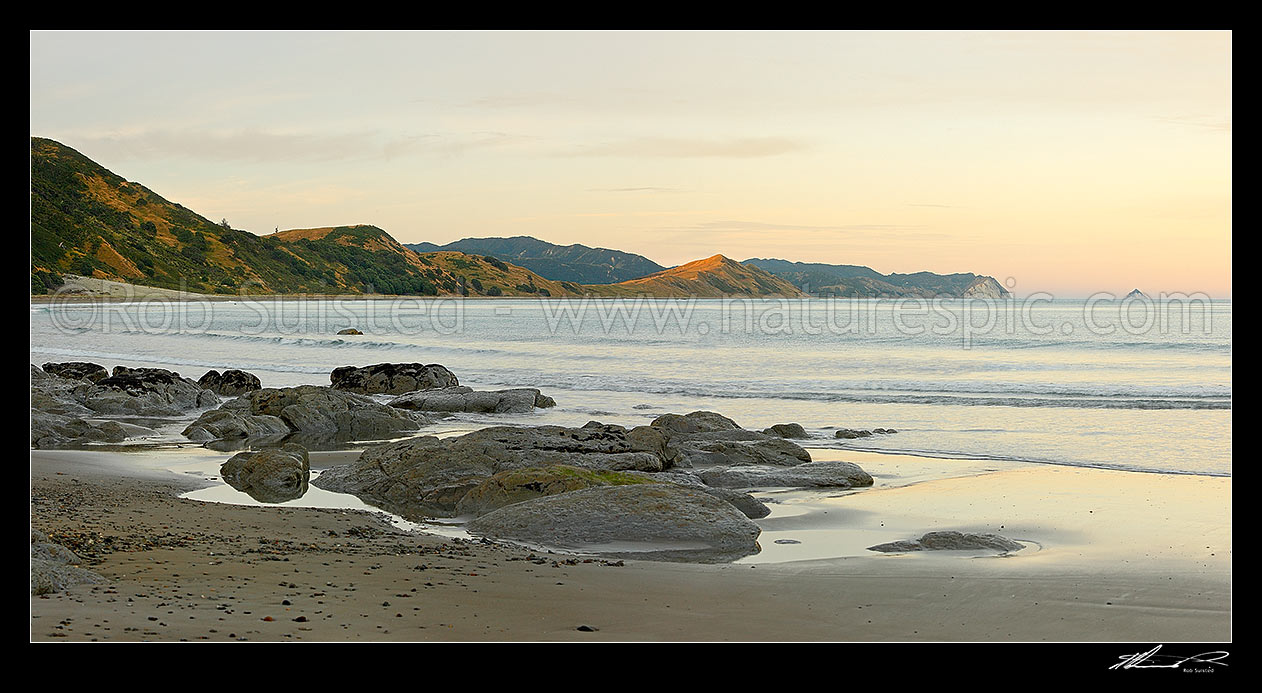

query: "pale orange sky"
xmin=30 ymin=30 xmax=1231 ymax=297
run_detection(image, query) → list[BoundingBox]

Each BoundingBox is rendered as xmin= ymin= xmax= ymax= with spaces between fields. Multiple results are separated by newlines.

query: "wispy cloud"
xmin=564 ymin=136 xmax=809 ymax=158
xmin=691 ymin=220 xmax=931 ymax=233
xmin=1155 ymin=115 xmax=1232 ymax=132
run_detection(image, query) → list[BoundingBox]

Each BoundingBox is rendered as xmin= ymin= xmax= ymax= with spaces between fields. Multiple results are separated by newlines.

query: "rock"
xmin=834 ymin=428 xmax=873 ymax=439
xmin=330 ymin=363 xmax=459 ymax=394
xmin=220 ymin=443 xmax=310 ymax=503
xmin=198 ymin=369 xmax=263 ymax=396
xmin=237 ymin=385 xmax=428 ymax=440
xmin=31 ymin=533 xmax=105 ymax=595
xmin=454 ymin=465 xmax=655 ymax=517
xmin=762 ymin=423 xmax=809 ymax=439
xmin=337 ymin=328 xmax=364 ymax=335
xmin=30 ymin=369 xmax=95 ymax=417
xmin=30 ymin=409 xmax=130 ymax=448
xmin=388 ymin=386 xmax=554 ymax=414
xmin=671 ymin=437 xmax=812 ymax=468
xmin=313 ymin=423 xmax=671 ymax=518
xmin=632 ymin=404 xmax=656 ymax=410
xmin=695 ymin=460 xmax=874 ymax=489
xmin=182 ymin=408 xmax=290 ymax=442
xmin=867 ymin=531 xmax=1024 ymax=554
xmin=466 ymin=483 xmax=762 ymax=563
xmin=650 ymin=410 xmax=741 ymax=434
xmin=40 ymin=361 xmax=109 ymax=382
xmin=84 ymin=367 xmax=219 ymax=416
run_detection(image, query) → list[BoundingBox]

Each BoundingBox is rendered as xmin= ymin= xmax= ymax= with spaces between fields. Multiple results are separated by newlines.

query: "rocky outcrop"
xmin=962 ymin=276 xmax=1012 ymax=299
xmin=454 ymin=465 xmax=655 ymax=517
xmin=762 ymin=423 xmax=809 ymax=439
xmin=31 ymin=409 xmax=129 ymax=448
xmin=182 ymin=408 xmax=290 ymax=442
xmin=694 ymin=461 xmax=874 ymax=489
xmin=388 ymin=386 xmax=556 ymax=414
xmin=40 ymin=361 xmax=109 ymax=383
xmin=197 ymin=369 xmax=262 ymax=396
xmin=466 ymin=483 xmax=762 ymax=563
xmin=232 ymin=385 xmax=428 ymax=440
xmin=219 ymin=443 xmax=310 ymax=503
xmin=336 ymin=328 xmax=363 ymax=335
xmin=835 ymin=428 xmax=896 ymax=438
xmin=330 ymin=363 xmax=459 ymax=395
xmin=648 ymin=411 xmax=812 ymax=468
xmin=31 ymin=529 xmax=106 ymax=595
xmin=313 ymin=423 xmax=671 ymax=518
xmin=867 ymin=531 xmax=1024 ymax=554
xmin=84 ymin=367 xmax=219 ymax=416
xmin=649 ymin=472 xmax=771 ymax=519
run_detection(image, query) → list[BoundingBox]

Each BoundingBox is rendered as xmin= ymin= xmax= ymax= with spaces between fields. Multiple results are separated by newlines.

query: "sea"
xmin=30 ymin=295 xmax=1232 ymax=478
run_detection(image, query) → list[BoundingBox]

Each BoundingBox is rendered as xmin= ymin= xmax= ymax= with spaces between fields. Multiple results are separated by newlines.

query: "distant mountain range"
xmin=30 ymin=136 xmax=1009 ymax=299
xmin=405 ymin=237 xmax=664 ymax=284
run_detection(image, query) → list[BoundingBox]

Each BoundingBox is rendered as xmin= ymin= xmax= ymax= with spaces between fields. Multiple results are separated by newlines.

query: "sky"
xmin=30 ymin=30 xmax=1231 ymax=297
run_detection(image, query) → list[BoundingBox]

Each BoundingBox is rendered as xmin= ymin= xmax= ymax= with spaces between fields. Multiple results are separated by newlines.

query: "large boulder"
xmin=233 ymin=385 xmax=427 ymax=440
xmin=649 ymin=471 xmax=771 ymax=519
xmin=466 ymin=483 xmax=762 ymax=563
xmin=313 ymin=423 xmax=671 ymax=518
xmin=388 ymin=386 xmax=555 ymax=414
xmin=650 ymin=411 xmax=741 ymax=435
xmin=182 ymin=408 xmax=290 ymax=442
xmin=330 ymin=363 xmax=459 ymax=395
xmin=868 ymin=531 xmax=1024 ymax=554
xmin=83 ymin=367 xmax=219 ymax=416
xmin=649 ymin=411 xmax=812 ymax=468
xmin=454 ymin=465 xmax=655 ymax=517
xmin=762 ymin=423 xmax=809 ymax=439
xmin=219 ymin=443 xmax=310 ymax=503
xmin=197 ymin=369 xmax=262 ymax=396
xmin=30 ymin=367 xmax=95 ymax=417
xmin=694 ymin=461 xmax=874 ymax=489
xmin=40 ymin=361 xmax=109 ymax=383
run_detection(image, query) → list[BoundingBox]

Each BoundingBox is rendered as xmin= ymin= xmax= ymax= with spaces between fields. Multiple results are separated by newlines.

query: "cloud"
xmin=691 ymin=220 xmax=931 ymax=234
xmin=1155 ymin=115 xmax=1232 ymax=132
xmin=564 ymin=136 xmax=809 ymax=158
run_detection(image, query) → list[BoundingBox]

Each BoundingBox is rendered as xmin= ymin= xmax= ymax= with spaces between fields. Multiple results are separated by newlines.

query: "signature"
xmin=1110 ymin=645 xmax=1229 ymax=670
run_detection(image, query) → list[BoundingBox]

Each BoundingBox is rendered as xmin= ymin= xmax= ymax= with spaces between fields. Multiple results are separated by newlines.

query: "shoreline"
xmin=30 ymin=446 xmax=1231 ymax=642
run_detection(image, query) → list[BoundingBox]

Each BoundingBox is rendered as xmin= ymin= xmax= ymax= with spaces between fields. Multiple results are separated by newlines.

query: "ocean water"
xmin=30 ymin=296 xmax=1231 ymax=477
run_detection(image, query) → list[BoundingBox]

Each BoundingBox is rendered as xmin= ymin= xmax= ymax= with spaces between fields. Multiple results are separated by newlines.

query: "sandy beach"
xmin=30 ymin=447 xmax=1231 ymax=642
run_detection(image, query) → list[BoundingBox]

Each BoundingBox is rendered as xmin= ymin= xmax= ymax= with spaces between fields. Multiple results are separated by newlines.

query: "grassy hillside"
xmin=585 ymin=255 xmax=806 ymax=298
xmin=29 ymin=138 xmax=577 ymax=297
xmin=743 ymin=258 xmax=1012 ymax=298
xmin=405 ymin=236 xmax=665 ymax=284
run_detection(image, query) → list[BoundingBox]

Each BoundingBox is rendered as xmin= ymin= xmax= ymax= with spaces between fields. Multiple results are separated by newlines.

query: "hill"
xmin=403 ymin=236 xmax=665 ymax=284
xmin=585 ymin=255 xmax=806 ymax=298
xmin=742 ymin=258 xmax=1012 ymax=298
xmin=29 ymin=138 xmax=576 ymax=297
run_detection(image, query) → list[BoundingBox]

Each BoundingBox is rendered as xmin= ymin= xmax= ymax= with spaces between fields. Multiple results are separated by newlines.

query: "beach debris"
xmin=867 ymin=531 xmax=1025 ymax=554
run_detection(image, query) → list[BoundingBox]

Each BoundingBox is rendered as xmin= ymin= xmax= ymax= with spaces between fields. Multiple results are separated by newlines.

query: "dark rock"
xmin=236 ymin=385 xmax=428 ymax=440
xmin=31 ymin=532 xmax=105 ymax=595
xmin=650 ymin=410 xmax=741 ymax=434
xmin=695 ymin=461 xmax=874 ymax=489
xmin=834 ymin=428 xmax=873 ymax=439
xmin=220 ymin=443 xmax=310 ymax=503
xmin=330 ymin=363 xmax=459 ymax=395
xmin=867 ymin=531 xmax=1024 ymax=554
xmin=182 ymin=408 xmax=290 ymax=442
xmin=762 ymin=423 xmax=809 ymax=439
xmin=466 ymin=483 xmax=761 ymax=563
xmin=41 ymin=361 xmax=109 ymax=383
xmin=337 ymin=328 xmax=364 ymax=335
xmin=85 ymin=367 xmax=219 ymax=416
xmin=313 ymin=423 xmax=671 ymax=518
xmin=198 ymin=369 xmax=263 ymax=396
xmin=454 ymin=465 xmax=655 ymax=517
xmin=388 ymin=386 xmax=553 ymax=414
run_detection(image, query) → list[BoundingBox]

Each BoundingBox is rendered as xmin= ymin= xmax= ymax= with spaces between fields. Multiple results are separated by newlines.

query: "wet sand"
xmin=30 ymin=448 xmax=1231 ymax=642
